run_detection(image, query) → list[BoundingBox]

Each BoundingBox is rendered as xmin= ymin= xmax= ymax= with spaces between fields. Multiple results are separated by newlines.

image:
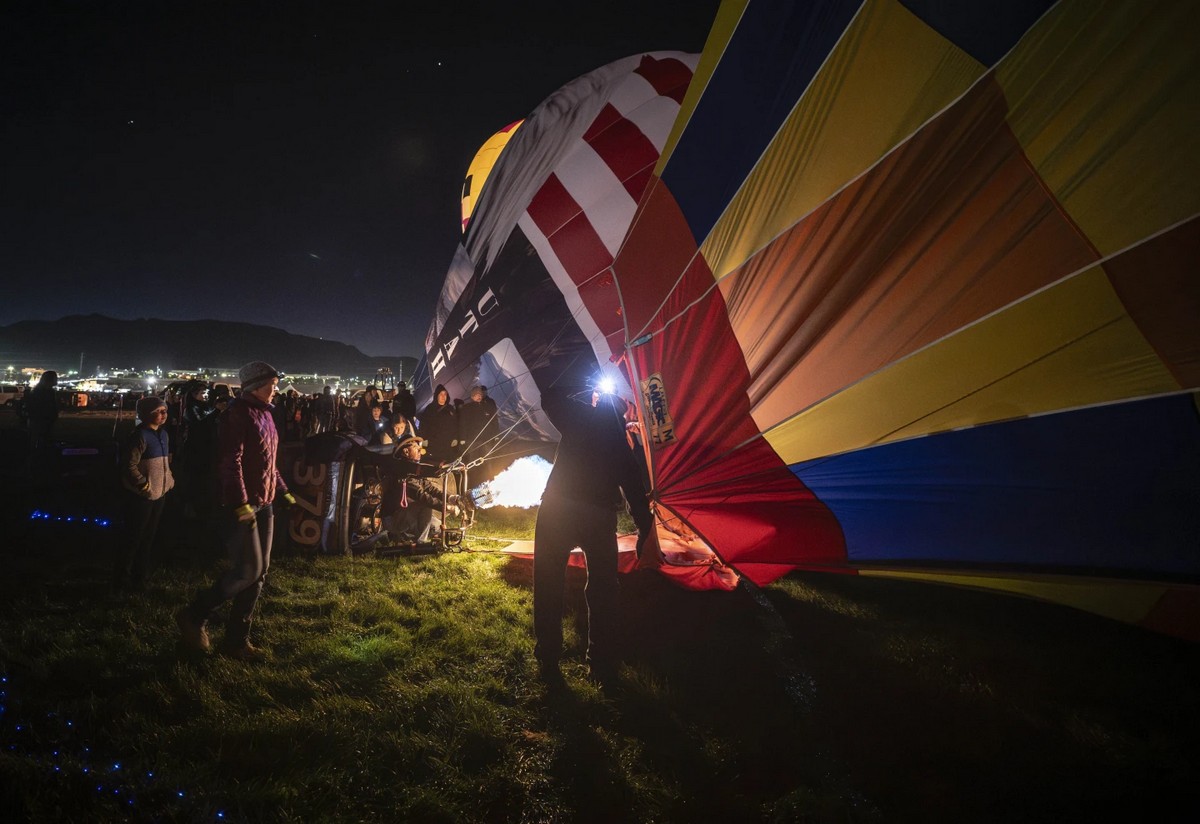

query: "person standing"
xmin=23 ymin=370 xmax=60 ymax=453
xmin=113 ymin=396 xmax=175 ymax=592
xmin=315 ymin=385 xmax=337 ymax=433
xmin=533 ymin=384 xmax=653 ymax=689
xmin=458 ymin=384 xmax=501 ymax=483
xmin=418 ymin=384 xmax=457 ymax=464
xmin=393 ymin=381 xmax=416 ymax=422
xmin=176 ymin=361 xmax=294 ymax=660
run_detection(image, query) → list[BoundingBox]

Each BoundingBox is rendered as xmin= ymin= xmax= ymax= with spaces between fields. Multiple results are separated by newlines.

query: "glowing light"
xmin=472 ymin=455 xmax=552 ymax=509
xmin=596 ymin=377 xmax=616 ymax=395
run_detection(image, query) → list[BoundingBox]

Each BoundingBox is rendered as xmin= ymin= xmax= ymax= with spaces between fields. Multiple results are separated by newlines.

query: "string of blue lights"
xmin=0 ymin=668 xmax=231 ymax=819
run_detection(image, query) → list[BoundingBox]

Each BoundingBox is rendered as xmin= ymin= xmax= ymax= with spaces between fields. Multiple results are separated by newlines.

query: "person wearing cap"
xmin=382 ymin=435 xmax=461 ymax=546
xmin=176 ymin=361 xmax=295 ymax=660
xmin=113 ymin=395 xmax=175 ymax=592
xmin=533 ymin=384 xmax=654 ymax=690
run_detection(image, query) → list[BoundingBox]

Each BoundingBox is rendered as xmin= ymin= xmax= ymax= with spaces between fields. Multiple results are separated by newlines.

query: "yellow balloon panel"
xmin=461 ymin=120 xmax=524 ymax=233
xmin=700 ymin=0 xmax=984 ymax=280
xmin=762 ymin=266 xmax=1181 ymax=465
xmin=857 ymin=569 xmax=1167 ymax=625
xmin=997 ymin=0 xmax=1200 ymax=255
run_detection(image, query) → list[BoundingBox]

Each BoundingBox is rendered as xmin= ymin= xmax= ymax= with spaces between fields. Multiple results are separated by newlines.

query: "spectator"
xmin=377 ymin=414 xmax=416 ymax=447
xmin=366 ymin=401 xmax=390 ymax=445
xmin=458 ymin=384 xmax=501 ymax=483
xmin=394 ymin=381 xmax=416 ymax=422
xmin=418 ymin=384 xmax=457 ymax=464
xmin=113 ymin=396 xmax=175 ymax=592
xmin=315 ymin=386 xmax=337 ymax=433
xmin=23 ymin=370 xmax=60 ymax=452
xmin=353 ymin=385 xmax=382 ymax=436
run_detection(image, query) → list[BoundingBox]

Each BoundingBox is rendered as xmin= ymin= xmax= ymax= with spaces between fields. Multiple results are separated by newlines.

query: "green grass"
xmin=2 ymin=410 xmax=1199 ymax=821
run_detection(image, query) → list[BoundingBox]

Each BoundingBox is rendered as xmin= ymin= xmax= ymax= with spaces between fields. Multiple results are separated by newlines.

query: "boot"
xmin=219 ymin=618 xmax=265 ymax=662
xmin=176 ymin=607 xmax=211 ymax=653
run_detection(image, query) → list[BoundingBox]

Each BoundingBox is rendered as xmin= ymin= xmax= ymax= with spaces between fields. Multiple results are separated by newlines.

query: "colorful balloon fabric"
xmin=425 ymin=0 xmax=1200 ymax=637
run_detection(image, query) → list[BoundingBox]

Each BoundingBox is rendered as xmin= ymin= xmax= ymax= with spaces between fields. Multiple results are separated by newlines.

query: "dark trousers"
xmin=116 ymin=493 xmax=166 ymax=586
xmin=190 ymin=504 xmax=274 ymax=627
xmin=533 ymin=498 xmax=619 ymax=667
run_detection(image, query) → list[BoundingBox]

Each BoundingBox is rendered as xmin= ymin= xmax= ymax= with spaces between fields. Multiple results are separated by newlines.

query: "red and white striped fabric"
xmin=510 ymin=53 xmax=698 ymax=369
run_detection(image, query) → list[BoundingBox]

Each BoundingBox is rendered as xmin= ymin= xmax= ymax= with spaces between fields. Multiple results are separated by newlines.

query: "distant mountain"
xmin=0 ymin=315 xmax=418 ymax=380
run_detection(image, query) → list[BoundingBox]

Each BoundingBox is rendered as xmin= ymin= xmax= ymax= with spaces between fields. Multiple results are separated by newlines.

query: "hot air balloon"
xmin=421 ymin=50 xmax=701 ymax=446
xmin=461 ymin=120 xmax=523 ymax=234
xmin=421 ymin=0 xmax=1200 ymax=636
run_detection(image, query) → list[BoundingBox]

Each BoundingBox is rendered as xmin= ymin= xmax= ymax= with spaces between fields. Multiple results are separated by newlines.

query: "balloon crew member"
xmin=176 ymin=361 xmax=295 ymax=660
xmin=533 ymin=384 xmax=653 ymax=688
xmin=383 ymin=435 xmax=462 ymax=546
xmin=113 ymin=396 xmax=175 ymax=592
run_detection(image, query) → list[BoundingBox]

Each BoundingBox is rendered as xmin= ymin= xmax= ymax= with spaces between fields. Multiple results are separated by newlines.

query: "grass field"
xmin=1 ymin=410 xmax=1198 ymax=822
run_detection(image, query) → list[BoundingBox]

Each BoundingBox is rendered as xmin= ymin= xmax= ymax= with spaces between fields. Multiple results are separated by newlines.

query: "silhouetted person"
xmin=533 ymin=384 xmax=653 ymax=689
xmin=24 ymin=370 xmax=60 ymax=453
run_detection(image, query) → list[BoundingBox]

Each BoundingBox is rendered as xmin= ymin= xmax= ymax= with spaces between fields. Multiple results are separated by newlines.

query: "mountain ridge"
xmin=0 ymin=315 xmax=418 ymax=379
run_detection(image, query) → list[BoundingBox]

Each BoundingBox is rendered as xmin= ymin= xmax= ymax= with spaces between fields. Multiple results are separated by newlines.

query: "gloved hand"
xmin=280 ymin=492 xmax=297 ymax=508
xmin=234 ymin=503 xmax=256 ymax=523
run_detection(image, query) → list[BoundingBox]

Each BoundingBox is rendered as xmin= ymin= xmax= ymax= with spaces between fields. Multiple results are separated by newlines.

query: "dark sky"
xmin=1 ymin=1 xmax=720 ymax=359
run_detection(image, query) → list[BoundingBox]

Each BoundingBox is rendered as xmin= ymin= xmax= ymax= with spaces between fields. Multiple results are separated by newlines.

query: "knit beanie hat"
xmin=239 ymin=361 xmax=279 ymax=392
xmin=136 ymin=396 xmax=166 ymax=422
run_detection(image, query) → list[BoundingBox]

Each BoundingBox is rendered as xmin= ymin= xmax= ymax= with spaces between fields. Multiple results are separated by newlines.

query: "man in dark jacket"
xmin=458 ymin=384 xmax=501 ymax=483
xmin=176 ymin=361 xmax=294 ymax=660
xmin=533 ymin=384 xmax=653 ymax=688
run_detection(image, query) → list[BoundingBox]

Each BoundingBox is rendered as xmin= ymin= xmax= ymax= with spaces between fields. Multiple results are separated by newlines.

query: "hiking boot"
xmin=176 ymin=608 xmax=211 ymax=653
xmin=219 ymin=639 xmax=266 ymax=662
xmin=220 ymin=618 xmax=264 ymax=662
xmin=588 ymin=661 xmax=621 ymax=695
xmin=537 ymin=659 xmax=566 ymax=691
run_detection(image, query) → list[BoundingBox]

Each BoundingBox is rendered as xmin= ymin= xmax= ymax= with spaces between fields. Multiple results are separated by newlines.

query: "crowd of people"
xmin=21 ymin=363 xmax=654 ymax=691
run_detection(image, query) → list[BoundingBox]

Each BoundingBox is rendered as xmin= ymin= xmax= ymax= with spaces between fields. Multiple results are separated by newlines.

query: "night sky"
xmin=2 ymin=1 xmax=720 ymax=359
